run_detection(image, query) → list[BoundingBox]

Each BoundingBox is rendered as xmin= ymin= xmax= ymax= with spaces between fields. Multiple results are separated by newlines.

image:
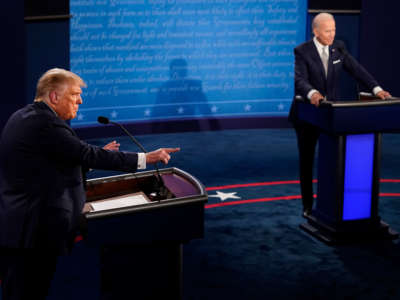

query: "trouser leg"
xmin=2 ymin=249 xmax=58 ymax=300
xmin=295 ymin=124 xmax=320 ymax=212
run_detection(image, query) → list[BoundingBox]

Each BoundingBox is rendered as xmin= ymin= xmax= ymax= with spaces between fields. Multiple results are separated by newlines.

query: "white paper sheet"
xmin=90 ymin=193 xmax=149 ymax=211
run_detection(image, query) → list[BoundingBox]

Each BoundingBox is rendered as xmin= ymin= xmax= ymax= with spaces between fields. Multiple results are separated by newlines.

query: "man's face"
xmin=53 ymin=82 xmax=83 ymax=121
xmin=314 ymin=19 xmax=336 ymax=46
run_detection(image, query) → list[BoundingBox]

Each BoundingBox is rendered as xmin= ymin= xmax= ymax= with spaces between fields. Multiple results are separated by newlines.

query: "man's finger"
xmin=163 ymin=147 xmax=180 ymax=153
xmin=161 ymin=154 xmax=170 ymax=164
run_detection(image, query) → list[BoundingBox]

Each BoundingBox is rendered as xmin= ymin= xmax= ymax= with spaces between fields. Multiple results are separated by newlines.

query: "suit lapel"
xmin=327 ymin=44 xmax=341 ymax=84
xmin=326 ymin=45 xmax=333 ymax=81
xmin=308 ymin=41 xmax=326 ymax=80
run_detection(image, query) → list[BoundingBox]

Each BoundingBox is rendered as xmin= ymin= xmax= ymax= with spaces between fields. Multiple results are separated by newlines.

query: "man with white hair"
xmin=288 ymin=13 xmax=391 ymax=217
xmin=0 ymin=68 xmax=180 ymax=299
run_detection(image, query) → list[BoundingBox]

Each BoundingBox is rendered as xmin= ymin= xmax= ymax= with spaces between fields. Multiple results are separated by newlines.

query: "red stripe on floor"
xmin=206 ymin=180 xmax=316 ymax=191
xmin=206 ymin=179 xmax=400 ymax=191
xmin=205 ymin=193 xmax=400 ymax=209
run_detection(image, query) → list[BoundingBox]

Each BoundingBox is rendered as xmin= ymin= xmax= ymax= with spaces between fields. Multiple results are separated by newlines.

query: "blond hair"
xmin=34 ymin=68 xmax=86 ymax=102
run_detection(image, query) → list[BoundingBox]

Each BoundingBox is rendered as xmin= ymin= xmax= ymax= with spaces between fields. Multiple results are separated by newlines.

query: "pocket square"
xmin=333 ymin=59 xmax=341 ymax=64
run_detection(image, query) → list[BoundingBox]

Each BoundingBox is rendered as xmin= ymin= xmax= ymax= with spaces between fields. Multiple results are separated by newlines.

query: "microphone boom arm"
xmin=110 ymin=121 xmax=147 ymax=153
xmin=97 ymin=116 xmax=168 ymax=200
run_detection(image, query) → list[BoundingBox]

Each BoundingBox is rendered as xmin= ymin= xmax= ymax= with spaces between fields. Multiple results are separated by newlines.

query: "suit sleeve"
xmin=294 ymin=47 xmax=315 ymax=100
xmin=39 ymin=120 xmax=138 ymax=172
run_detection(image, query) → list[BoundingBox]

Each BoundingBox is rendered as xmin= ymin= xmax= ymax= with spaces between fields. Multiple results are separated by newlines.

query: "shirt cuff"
xmin=307 ymin=89 xmax=319 ymax=100
xmin=137 ymin=152 xmax=146 ymax=169
xmin=373 ymin=86 xmax=383 ymax=95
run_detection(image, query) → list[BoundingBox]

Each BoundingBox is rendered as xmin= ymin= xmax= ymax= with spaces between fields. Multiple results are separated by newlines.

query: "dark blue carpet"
xmin=4 ymin=129 xmax=400 ymax=299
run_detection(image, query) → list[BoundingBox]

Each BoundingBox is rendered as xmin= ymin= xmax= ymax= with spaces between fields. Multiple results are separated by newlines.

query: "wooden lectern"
xmin=83 ymin=167 xmax=207 ymax=299
xmin=296 ymin=97 xmax=400 ymax=244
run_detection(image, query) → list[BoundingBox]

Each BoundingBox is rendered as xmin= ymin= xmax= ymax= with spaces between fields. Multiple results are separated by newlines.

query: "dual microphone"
xmin=97 ymin=116 xmax=168 ymax=200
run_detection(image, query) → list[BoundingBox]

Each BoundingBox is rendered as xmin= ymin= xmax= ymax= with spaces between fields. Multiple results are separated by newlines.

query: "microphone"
xmin=97 ymin=116 xmax=168 ymax=200
xmin=98 ymin=116 xmax=147 ymax=152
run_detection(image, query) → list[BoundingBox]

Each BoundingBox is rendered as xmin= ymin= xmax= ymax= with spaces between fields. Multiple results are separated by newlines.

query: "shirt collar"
xmin=313 ymin=36 xmax=329 ymax=54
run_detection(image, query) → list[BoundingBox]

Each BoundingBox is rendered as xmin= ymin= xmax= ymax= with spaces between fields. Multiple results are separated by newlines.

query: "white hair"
xmin=312 ymin=13 xmax=335 ymax=30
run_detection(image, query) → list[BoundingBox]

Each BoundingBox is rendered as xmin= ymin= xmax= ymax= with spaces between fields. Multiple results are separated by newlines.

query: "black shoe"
xmin=302 ymin=209 xmax=311 ymax=218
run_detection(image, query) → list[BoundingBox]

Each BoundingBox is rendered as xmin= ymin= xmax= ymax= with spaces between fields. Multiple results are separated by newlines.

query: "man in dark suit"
xmin=0 ymin=68 xmax=180 ymax=299
xmin=288 ymin=13 xmax=391 ymax=217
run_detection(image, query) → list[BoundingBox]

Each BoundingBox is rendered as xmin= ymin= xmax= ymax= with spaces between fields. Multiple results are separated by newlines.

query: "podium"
xmin=83 ymin=167 xmax=207 ymax=299
xmin=296 ymin=97 xmax=400 ymax=244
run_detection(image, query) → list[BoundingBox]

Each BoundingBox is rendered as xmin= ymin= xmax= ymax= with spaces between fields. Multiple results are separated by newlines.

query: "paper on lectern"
xmin=89 ymin=193 xmax=149 ymax=212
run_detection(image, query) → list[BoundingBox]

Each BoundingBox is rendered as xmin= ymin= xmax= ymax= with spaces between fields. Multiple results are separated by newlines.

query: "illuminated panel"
xmin=342 ymin=134 xmax=374 ymax=220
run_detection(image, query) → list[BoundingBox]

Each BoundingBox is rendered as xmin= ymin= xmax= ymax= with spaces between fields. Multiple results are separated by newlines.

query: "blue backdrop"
xmin=70 ymin=0 xmax=307 ymax=127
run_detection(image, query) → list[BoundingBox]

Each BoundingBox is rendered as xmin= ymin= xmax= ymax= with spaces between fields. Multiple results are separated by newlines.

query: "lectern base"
xmin=100 ymin=243 xmax=183 ymax=300
xmin=300 ymin=215 xmax=399 ymax=245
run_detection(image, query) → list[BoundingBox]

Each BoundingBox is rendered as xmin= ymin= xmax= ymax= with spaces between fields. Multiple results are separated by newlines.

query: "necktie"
xmin=321 ymin=46 xmax=329 ymax=77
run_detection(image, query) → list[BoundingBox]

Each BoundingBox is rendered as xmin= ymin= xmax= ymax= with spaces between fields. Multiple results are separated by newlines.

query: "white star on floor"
xmin=208 ymin=191 xmax=241 ymax=201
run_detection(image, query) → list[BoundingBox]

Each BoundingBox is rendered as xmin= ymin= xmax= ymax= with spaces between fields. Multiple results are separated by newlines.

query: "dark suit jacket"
xmin=0 ymin=102 xmax=139 ymax=253
xmin=289 ymin=39 xmax=379 ymax=124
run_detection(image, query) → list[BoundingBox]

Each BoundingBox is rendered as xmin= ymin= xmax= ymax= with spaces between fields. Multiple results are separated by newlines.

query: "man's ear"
xmin=312 ymin=28 xmax=317 ymax=38
xmin=49 ymin=91 xmax=58 ymax=104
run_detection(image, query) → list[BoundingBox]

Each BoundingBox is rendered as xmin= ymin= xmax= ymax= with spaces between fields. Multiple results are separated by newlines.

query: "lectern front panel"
xmin=342 ymin=134 xmax=374 ymax=220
